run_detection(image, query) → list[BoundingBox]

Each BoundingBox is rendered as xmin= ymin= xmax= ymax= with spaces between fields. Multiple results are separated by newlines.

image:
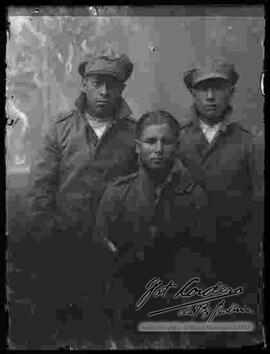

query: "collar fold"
xmin=188 ymin=103 xmax=237 ymax=134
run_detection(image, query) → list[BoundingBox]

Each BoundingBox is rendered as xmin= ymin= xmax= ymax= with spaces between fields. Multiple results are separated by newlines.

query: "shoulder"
xmin=229 ymin=121 xmax=255 ymax=138
xmin=103 ymin=172 xmax=138 ymax=193
xmin=118 ymin=115 xmax=136 ymax=131
xmin=45 ymin=109 xmax=77 ymax=132
xmin=100 ymin=172 xmax=138 ymax=207
xmin=53 ymin=108 xmax=76 ymax=124
xmin=113 ymin=116 xmax=136 ymax=141
xmin=237 ymin=124 xmax=254 ymax=137
xmin=43 ymin=109 xmax=77 ymax=139
xmin=125 ymin=115 xmax=136 ymax=123
xmin=178 ymin=121 xmax=194 ymax=138
xmin=226 ymin=122 xmax=258 ymax=151
xmin=104 ymin=172 xmax=138 ymax=196
xmin=111 ymin=172 xmax=138 ymax=188
xmin=179 ymin=120 xmax=193 ymax=131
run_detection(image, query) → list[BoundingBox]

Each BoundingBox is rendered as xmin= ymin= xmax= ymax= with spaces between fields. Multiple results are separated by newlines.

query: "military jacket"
xmin=28 ymin=93 xmax=137 ymax=237
xmin=94 ymin=160 xmax=212 ymax=338
xmin=27 ymin=93 xmax=137 ymax=303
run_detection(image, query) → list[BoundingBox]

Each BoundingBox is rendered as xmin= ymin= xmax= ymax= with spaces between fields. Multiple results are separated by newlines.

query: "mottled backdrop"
xmin=6 ymin=5 xmax=265 ymax=349
xmin=6 ymin=6 xmax=264 ymax=172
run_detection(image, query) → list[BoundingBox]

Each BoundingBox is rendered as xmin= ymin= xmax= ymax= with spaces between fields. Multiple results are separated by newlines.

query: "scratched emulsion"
xmin=6 ymin=6 xmax=265 ymax=350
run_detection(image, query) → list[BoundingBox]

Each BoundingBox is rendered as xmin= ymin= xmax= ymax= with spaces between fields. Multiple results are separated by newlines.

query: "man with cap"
xmin=178 ymin=57 xmax=264 ymax=347
xmin=26 ymin=49 xmax=137 ymax=348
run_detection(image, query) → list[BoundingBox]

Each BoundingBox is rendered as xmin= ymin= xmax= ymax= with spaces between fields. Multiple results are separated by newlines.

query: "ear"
xmin=229 ymin=86 xmax=235 ymax=97
xmin=135 ymin=139 xmax=140 ymax=155
xmin=81 ymin=77 xmax=88 ymax=93
xmin=190 ymin=88 xmax=196 ymax=97
xmin=119 ymin=83 xmax=126 ymax=94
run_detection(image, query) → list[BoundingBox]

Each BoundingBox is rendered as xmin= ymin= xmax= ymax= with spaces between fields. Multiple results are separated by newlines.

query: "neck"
xmin=143 ymin=164 xmax=173 ymax=186
xmin=194 ymin=105 xmax=232 ymax=127
xmin=199 ymin=115 xmax=223 ymax=127
xmin=199 ymin=118 xmax=221 ymax=127
xmin=85 ymin=107 xmax=114 ymax=122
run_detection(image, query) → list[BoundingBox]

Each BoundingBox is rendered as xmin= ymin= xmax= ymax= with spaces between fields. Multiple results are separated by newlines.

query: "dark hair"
xmin=135 ymin=110 xmax=180 ymax=140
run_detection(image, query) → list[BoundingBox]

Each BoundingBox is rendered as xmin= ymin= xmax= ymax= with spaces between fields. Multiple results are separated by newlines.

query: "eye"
xmin=90 ymin=80 xmax=99 ymax=87
xmin=108 ymin=81 xmax=123 ymax=90
xmin=143 ymin=138 xmax=157 ymax=145
xmin=88 ymin=77 xmax=102 ymax=87
xmin=194 ymin=84 xmax=208 ymax=92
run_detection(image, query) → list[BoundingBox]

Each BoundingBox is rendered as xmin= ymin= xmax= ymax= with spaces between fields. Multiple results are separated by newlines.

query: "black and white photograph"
xmin=6 ymin=5 xmax=265 ymax=349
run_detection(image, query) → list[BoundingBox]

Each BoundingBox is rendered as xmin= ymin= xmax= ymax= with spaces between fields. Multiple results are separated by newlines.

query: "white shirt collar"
xmin=199 ymin=120 xmax=222 ymax=143
xmin=84 ymin=112 xmax=109 ymax=139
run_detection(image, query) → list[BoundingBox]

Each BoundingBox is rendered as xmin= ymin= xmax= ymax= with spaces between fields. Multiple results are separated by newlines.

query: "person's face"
xmin=82 ymin=74 xmax=125 ymax=118
xmin=191 ymin=79 xmax=234 ymax=125
xmin=136 ymin=123 xmax=178 ymax=171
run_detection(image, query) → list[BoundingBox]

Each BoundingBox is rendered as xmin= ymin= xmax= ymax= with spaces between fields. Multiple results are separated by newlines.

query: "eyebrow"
xmin=196 ymin=82 xmax=230 ymax=88
xmin=139 ymin=135 xmax=177 ymax=141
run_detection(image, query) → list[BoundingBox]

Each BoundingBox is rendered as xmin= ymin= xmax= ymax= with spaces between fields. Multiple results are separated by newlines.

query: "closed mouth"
xmin=205 ymin=105 xmax=217 ymax=110
xmin=151 ymin=157 xmax=164 ymax=162
xmin=97 ymin=100 xmax=109 ymax=104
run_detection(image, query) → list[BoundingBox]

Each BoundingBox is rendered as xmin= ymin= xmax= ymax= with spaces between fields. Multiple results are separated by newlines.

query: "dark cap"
xmin=78 ymin=49 xmax=133 ymax=83
xmin=183 ymin=57 xmax=239 ymax=90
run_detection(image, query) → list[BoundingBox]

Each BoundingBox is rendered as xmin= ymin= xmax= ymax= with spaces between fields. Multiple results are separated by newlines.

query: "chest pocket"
xmin=174 ymin=182 xmax=207 ymax=208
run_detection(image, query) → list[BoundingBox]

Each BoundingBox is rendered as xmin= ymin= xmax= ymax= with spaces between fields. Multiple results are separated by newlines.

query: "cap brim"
xmin=83 ymin=70 xmax=124 ymax=82
xmin=193 ymin=73 xmax=229 ymax=87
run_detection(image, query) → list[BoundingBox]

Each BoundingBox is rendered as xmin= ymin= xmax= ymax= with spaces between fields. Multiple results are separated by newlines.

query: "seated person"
xmin=93 ymin=110 xmax=211 ymax=348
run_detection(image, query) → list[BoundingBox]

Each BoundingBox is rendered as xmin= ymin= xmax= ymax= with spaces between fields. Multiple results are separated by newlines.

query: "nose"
xmin=155 ymin=140 xmax=164 ymax=153
xmin=99 ymin=83 xmax=108 ymax=95
xmin=206 ymin=88 xmax=215 ymax=100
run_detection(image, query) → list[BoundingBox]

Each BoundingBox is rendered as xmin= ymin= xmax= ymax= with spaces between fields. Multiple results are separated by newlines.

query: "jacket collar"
xmin=74 ymin=92 xmax=132 ymax=121
xmin=188 ymin=103 xmax=237 ymax=134
xmin=137 ymin=158 xmax=192 ymax=195
xmin=130 ymin=159 xmax=196 ymax=224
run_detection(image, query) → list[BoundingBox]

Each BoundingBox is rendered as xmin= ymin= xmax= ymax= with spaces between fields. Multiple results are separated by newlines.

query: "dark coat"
xmin=27 ymin=93 xmax=137 ymax=306
xmin=28 ymin=93 xmax=137 ymax=236
xmin=94 ymin=160 xmax=212 ymax=340
xmin=178 ymin=106 xmax=256 ymax=226
xmin=177 ymin=105 xmax=263 ymax=301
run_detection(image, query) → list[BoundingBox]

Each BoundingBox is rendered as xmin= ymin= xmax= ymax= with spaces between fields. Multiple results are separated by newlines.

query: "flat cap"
xmin=78 ymin=49 xmax=133 ymax=83
xmin=183 ymin=57 xmax=239 ymax=90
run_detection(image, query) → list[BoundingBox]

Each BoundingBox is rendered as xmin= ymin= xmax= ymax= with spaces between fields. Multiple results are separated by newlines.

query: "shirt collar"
xmin=189 ymin=103 xmax=236 ymax=134
xmin=199 ymin=119 xmax=221 ymax=133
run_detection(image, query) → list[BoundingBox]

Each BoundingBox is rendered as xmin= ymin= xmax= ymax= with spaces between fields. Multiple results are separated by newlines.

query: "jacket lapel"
xmin=193 ymin=125 xmax=209 ymax=160
xmin=181 ymin=121 xmax=208 ymax=165
xmin=184 ymin=105 xmax=236 ymax=165
xmin=170 ymin=159 xmax=196 ymax=195
xmin=200 ymin=115 xmax=236 ymax=164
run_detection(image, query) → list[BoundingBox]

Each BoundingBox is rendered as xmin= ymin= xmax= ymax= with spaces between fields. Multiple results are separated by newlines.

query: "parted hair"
xmin=135 ymin=110 xmax=180 ymax=140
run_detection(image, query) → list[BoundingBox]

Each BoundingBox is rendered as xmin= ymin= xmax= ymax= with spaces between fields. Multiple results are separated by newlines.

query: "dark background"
xmin=6 ymin=5 xmax=265 ymax=348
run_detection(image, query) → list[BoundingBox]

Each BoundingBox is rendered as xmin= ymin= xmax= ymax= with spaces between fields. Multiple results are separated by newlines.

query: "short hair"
xmin=135 ymin=110 xmax=180 ymax=140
